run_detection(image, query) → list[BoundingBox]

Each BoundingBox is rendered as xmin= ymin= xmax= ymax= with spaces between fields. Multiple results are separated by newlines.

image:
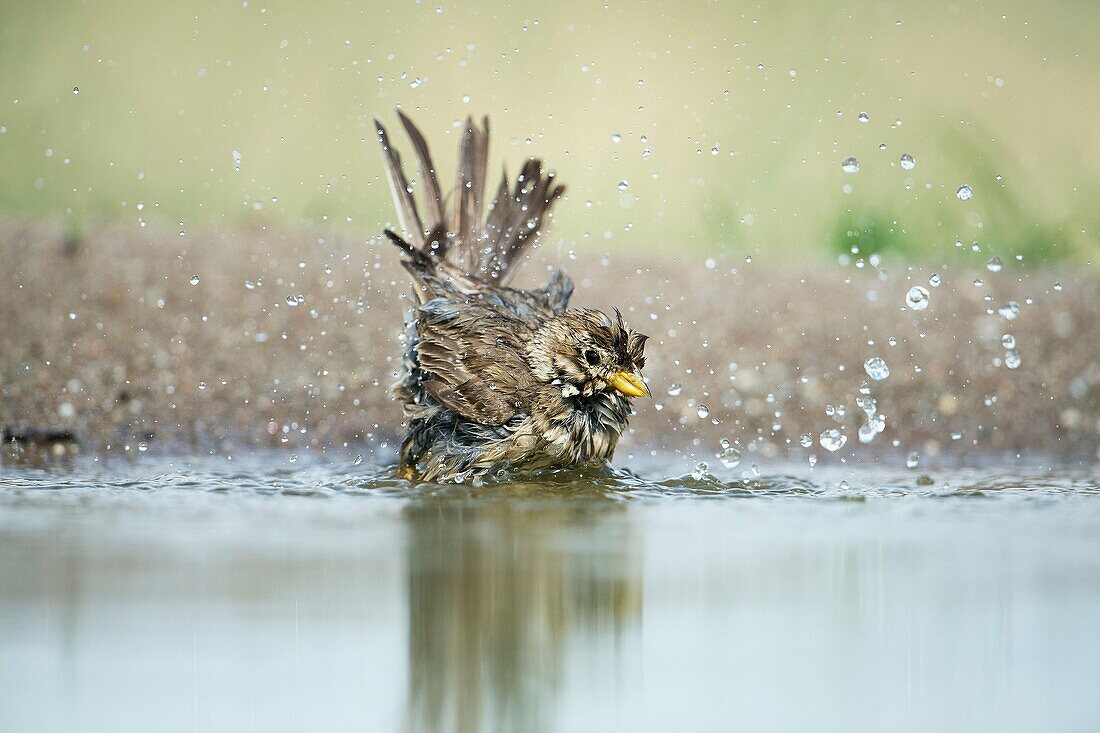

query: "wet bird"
xmin=374 ymin=113 xmax=650 ymax=483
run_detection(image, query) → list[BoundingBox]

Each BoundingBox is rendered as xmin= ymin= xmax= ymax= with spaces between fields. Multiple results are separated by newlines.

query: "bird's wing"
xmin=415 ymin=299 xmax=538 ymax=426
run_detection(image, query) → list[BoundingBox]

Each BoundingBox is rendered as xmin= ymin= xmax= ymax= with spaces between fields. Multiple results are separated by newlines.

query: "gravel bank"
xmin=2 ymin=219 xmax=1098 ymax=466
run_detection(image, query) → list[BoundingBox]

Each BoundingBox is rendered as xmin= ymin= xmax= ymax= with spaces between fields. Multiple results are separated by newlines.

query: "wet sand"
xmin=2 ymin=219 xmax=1098 ymax=464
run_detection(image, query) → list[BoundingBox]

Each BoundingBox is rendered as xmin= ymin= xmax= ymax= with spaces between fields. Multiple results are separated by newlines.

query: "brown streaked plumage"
xmin=375 ymin=113 xmax=649 ymax=483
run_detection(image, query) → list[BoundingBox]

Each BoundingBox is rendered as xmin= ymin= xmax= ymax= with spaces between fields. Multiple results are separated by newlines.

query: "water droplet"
xmin=617 ymin=180 xmax=629 ymax=192
xmin=189 ymin=275 xmax=200 ymax=286
xmin=718 ymin=440 xmax=742 ymax=468
xmin=998 ymin=301 xmax=1020 ymax=320
xmin=696 ymin=404 xmax=710 ymax=419
xmin=691 ymin=462 xmax=709 ymax=481
xmin=1005 ymin=350 xmax=1021 ymax=369
xmin=906 ymin=451 xmax=919 ymax=469
xmin=198 ymin=381 xmax=207 ymax=390
xmin=841 ymin=157 xmax=860 ymax=173
xmin=858 ymin=423 xmax=877 ymax=444
xmin=1053 ymin=281 xmax=1063 ymax=292
xmin=1001 ymin=333 xmax=1016 ymax=349
xmin=800 ymin=433 xmax=813 ymax=448
xmin=928 ymin=273 xmax=941 ymax=287
xmin=819 ymin=428 xmax=847 ymax=452
xmin=986 ymin=256 xmax=1003 ymax=272
xmin=857 ymin=112 xmax=869 ymax=123
xmin=138 ymin=441 xmax=148 ymax=452
xmin=905 ymin=285 xmax=930 ymax=311
xmin=353 ymin=455 xmax=363 ymax=466
xmin=956 ymin=184 xmax=973 ymax=200
xmin=72 ymin=86 xmax=80 ymax=95
xmin=610 ymin=133 xmax=622 ymax=143
xmin=864 ymin=356 xmax=890 ymax=381
xmin=244 ymin=280 xmax=256 ymax=290
xmin=232 ymin=149 xmax=242 ymax=171
xmin=899 ymin=153 xmax=915 ymax=170
xmin=667 ymin=383 xmax=682 ymax=397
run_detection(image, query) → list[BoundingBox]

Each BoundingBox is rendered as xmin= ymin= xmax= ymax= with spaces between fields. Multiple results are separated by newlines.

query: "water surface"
xmin=2 ymin=452 xmax=1099 ymax=732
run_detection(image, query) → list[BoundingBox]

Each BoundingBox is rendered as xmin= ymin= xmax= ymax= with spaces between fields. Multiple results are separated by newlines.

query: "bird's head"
xmin=527 ymin=309 xmax=650 ymax=399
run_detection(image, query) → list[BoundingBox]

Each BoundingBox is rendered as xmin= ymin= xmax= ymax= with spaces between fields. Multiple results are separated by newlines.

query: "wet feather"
xmin=375 ymin=113 xmax=648 ymax=482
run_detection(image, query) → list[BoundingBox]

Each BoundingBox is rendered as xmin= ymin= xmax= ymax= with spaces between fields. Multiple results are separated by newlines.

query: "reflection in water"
xmin=404 ymin=496 xmax=641 ymax=733
xmin=2 ymin=457 xmax=1100 ymax=732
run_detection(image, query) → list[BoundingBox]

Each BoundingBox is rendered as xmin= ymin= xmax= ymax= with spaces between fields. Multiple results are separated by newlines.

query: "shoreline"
xmin=3 ymin=220 xmax=1098 ymax=463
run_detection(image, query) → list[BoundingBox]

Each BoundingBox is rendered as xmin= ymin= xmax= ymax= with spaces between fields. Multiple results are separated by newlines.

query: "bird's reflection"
xmin=403 ymin=489 xmax=641 ymax=732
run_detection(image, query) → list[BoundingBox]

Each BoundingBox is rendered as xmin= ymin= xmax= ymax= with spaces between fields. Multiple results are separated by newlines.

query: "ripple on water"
xmin=1 ymin=451 xmax=1097 ymax=510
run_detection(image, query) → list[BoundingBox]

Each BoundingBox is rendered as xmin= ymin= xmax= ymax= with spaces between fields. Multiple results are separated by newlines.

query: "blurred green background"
xmin=1 ymin=0 xmax=1098 ymax=262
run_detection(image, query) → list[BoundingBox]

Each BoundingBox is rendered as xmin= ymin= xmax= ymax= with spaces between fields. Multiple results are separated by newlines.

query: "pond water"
xmin=1 ymin=452 xmax=1099 ymax=732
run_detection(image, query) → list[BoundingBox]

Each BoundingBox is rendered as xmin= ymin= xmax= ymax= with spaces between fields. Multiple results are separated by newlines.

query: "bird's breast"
xmin=540 ymin=392 xmax=630 ymax=463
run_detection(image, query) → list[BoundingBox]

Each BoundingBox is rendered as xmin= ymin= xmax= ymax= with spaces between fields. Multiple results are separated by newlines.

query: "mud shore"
xmin=3 ymin=220 xmax=1098 ymax=465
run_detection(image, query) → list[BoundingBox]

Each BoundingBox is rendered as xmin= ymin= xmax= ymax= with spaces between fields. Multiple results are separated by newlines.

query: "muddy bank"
xmin=2 ymin=219 xmax=1098 ymax=465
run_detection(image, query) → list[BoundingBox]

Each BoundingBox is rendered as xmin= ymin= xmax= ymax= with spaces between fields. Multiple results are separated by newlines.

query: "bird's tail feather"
xmin=374 ymin=113 xmax=565 ymax=286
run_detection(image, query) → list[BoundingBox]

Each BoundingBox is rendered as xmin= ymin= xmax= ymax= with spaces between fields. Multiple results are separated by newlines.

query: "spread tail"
xmin=374 ymin=112 xmax=565 ymax=286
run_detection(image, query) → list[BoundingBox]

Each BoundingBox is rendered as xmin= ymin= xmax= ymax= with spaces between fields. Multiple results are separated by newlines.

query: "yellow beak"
xmin=608 ymin=370 xmax=650 ymax=398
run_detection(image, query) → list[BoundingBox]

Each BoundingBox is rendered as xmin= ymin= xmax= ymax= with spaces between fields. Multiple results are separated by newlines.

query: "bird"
xmin=374 ymin=112 xmax=650 ymax=483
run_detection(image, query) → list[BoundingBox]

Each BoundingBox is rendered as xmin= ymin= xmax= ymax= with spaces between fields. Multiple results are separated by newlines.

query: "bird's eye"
xmin=583 ymin=349 xmax=600 ymax=366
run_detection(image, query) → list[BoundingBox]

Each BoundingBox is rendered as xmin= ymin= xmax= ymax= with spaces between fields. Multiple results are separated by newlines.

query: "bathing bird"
xmin=375 ymin=112 xmax=649 ymax=482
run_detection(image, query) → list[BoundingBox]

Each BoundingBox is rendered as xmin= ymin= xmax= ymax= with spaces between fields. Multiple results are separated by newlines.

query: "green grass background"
xmin=1 ymin=0 xmax=1098 ymax=262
